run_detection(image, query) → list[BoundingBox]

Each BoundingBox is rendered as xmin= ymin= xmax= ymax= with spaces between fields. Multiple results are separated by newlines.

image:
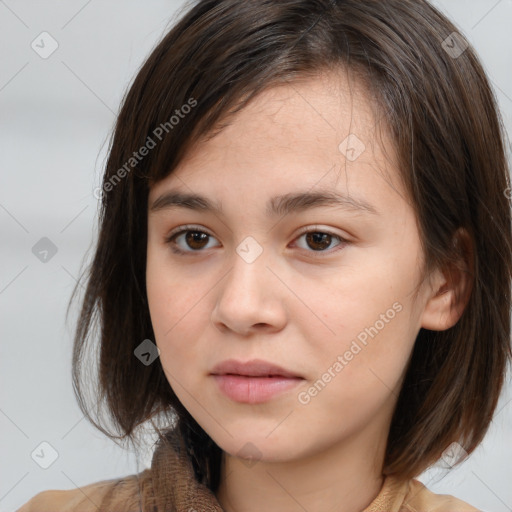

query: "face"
xmin=146 ymin=70 xmax=437 ymax=464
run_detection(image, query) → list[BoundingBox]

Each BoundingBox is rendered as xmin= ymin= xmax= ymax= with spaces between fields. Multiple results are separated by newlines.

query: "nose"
xmin=210 ymin=244 xmax=288 ymax=336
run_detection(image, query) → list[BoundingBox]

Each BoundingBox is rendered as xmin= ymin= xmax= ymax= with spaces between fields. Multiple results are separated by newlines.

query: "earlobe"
xmin=420 ymin=229 xmax=474 ymax=332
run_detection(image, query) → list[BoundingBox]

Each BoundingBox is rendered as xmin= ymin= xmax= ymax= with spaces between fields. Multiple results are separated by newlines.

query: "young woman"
xmin=18 ymin=0 xmax=511 ymax=510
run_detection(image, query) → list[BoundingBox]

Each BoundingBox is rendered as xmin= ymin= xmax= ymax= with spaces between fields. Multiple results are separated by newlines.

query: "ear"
xmin=421 ymin=228 xmax=474 ymax=331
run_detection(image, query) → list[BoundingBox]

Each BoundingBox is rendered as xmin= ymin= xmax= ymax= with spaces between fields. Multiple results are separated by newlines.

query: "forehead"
xmin=148 ymin=70 xmax=402 ymax=208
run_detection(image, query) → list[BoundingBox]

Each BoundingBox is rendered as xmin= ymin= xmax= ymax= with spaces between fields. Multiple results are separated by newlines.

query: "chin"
xmin=210 ymin=429 xmax=304 ymax=464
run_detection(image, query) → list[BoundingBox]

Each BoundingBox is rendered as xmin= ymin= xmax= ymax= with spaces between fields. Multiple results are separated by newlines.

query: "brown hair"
xmin=70 ymin=0 xmax=512 ymax=489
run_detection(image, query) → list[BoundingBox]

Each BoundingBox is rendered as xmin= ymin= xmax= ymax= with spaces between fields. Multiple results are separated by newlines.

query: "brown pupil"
xmin=184 ymin=231 xmax=332 ymax=251
xmin=185 ymin=231 xmax=209 ymax=249
xmin=306 ymin=232 xmax=331 ymax=250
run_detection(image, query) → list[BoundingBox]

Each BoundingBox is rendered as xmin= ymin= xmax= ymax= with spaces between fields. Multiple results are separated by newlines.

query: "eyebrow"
xmin=149 ymin=189 xmax=379 ymax=217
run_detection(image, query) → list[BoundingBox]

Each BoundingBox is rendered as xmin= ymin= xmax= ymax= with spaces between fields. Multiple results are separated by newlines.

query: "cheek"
xmin=146 ymin=256 xmax=212 ymax=382
xmin=146 ymin=244 xmax=194 ymax=334
xmin=146 ymin=253 xmax=183 ymax=354
xmin=313 ymin=299 xmax=413 ymax=386
xmin=147 ymin=280 xmax=197 ymax=351
xmin=303 ymin=256 xmax=420 ymax=397
xmin=308 ymin=263 xmax=413 ymax=348
xmin=146 ymin=272 xmax=214 ymax=419
xmin=298 ymin=292 xmax=415 ymax=432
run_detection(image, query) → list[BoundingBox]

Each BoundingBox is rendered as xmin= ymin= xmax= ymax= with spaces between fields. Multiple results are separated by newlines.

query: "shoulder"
xmin=16 ymin=470 xmax=150 ymax=512
xmin=402 ymin=478 xmax=481 ymax=512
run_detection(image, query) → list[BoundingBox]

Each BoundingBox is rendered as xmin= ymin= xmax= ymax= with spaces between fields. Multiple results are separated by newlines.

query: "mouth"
xmin=210 ymin=358 xmax=303 ymax=378
xmin=210 ymin=359 xmax=305 ymax=404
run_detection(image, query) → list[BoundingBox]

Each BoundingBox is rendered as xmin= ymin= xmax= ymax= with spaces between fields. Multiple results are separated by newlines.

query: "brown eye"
xmin=184 ymin=231 xmax=210 ymax=250
xmin=294 ymin=229 xmax=346 ymax=255
xmin=165 ymin=225 xmax=347 ymax=257
xmin=304 ymin=232 xmax=334 ymax=251
xmin=165 ymin=226 xmax=220 ymax=254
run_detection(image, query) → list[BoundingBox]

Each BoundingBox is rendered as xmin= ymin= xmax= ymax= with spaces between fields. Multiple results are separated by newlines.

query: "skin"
xmin=146 ymin=70 xmax=469 ymax=512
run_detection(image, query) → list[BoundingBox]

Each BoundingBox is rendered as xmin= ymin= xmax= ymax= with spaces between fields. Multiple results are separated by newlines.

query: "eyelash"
xmin=164 ymin=224 xmax=348 ymax=258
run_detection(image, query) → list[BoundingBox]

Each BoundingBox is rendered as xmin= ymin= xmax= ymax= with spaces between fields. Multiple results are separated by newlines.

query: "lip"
xmin=210 ymin=359 xmax=304 ymax=404
xmin=210 ymin=358 xmax=302 ymax=378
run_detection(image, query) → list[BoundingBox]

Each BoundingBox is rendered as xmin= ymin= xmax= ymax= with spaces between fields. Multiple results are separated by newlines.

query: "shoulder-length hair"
xmin=70 ymin=0 xmax=512 ymax=490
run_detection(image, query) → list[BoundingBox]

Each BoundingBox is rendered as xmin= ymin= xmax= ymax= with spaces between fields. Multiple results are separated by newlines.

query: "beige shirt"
xmin=17 ymin=472 xmax=480 ymax=512
xmin=16 ymin=430 xmax=481 ymax=511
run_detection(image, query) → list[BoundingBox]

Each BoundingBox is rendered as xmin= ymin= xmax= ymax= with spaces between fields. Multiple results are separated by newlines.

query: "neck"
xmin=214 ymin=425 xmax=387 ymax=512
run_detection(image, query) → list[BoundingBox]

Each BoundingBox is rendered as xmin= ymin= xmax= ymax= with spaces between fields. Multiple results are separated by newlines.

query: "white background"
xmin=1 ymin=1 xmax=511 ymax=511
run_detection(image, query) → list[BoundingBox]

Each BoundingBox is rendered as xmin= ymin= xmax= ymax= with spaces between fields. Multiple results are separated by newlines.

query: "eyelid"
xmin=294 ymin=224 xmax=348 ymax=240
xmin=166 ymin=224 xmax=215 ymax=239
xmin=164 ymin=224 xmax=349 ymax=256
xmin=166 ymin=224 xmax=348 ymax=240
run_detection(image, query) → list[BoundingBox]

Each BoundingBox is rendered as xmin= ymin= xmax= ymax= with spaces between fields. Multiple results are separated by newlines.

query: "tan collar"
xmin=144 ymin=430 xmax=411 ymax=512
